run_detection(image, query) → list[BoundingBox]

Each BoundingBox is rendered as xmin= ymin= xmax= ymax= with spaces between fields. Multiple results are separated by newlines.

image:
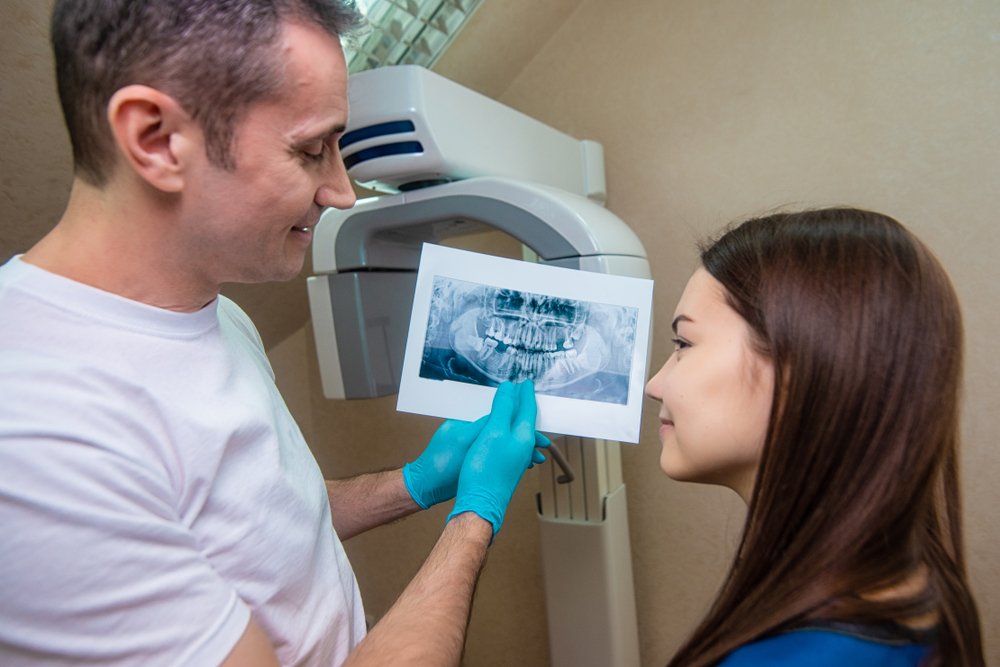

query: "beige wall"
xmin=2 ymin=0 xmax=997 ymax=664
xmin=495 ymin=0 xmax=1000 ymax=661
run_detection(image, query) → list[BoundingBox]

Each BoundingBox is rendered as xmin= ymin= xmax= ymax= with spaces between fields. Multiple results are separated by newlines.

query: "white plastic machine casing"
xmin=307 ymin=65 xmax=643 ymax=667
xmin=337 ymin=65 xmax=606 ymax=202
xmin=309 ymin=178 xmax=649 ymax=401
xmin=311 ymin=178 xmax=646 ymax=274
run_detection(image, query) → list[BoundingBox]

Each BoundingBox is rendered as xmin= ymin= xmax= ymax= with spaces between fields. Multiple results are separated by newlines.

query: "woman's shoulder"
xmin=719 ymin=621 xmax=932 ymax=666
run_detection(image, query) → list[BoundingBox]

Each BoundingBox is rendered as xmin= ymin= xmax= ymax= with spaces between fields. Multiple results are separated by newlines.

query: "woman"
xmin=644 ymin=208 xmax=983 ymax=666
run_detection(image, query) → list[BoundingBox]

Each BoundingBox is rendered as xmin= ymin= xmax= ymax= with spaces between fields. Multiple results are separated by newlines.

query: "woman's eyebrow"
xmin=671 ymin=314 xmax=693 ymax=334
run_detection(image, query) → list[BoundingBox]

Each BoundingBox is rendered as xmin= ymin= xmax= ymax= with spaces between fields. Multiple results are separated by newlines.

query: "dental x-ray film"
xmin=397 ymin=244 xmax=654 ymax=442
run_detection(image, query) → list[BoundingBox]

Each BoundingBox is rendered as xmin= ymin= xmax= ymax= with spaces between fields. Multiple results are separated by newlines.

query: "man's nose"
xmin=315 ymin=155 xmax=357 ymax=210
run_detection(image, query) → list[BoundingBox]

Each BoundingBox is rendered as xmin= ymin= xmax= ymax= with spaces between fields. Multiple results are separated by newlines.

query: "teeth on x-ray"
xmin=420 ymin=277 xmax=636 ymax=405
xmin=449 ymin=289 xmax=607 ymax=390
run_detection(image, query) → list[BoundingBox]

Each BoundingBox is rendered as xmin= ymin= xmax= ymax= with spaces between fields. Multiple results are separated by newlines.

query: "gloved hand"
xmin=447 ymin=380 xmax=548 ymax=537
xmin=403 ymin=408 xmax=549 ymax=510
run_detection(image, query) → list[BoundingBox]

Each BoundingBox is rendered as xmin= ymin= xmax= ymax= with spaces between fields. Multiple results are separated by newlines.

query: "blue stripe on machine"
xmin=339 ymin=120 xmax=416 ymax=150
xmin=343 ymin=141 xmax=424 ymax=170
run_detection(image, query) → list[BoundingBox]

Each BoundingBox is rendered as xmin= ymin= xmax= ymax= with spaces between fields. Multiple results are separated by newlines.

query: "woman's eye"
xmin=671 ymin=337 xmax=690 ymax=352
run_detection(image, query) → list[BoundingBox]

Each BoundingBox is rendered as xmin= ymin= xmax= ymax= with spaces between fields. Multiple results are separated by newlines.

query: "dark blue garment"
xmin=719 ymin=628 xmax=930 ymax=666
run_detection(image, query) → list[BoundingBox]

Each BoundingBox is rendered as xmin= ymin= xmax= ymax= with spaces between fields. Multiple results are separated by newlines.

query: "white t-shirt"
xmin=0 ymin=256 xmax=366 ymax=666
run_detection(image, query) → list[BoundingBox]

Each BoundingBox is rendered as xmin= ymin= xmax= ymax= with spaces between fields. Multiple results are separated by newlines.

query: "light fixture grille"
xmin=345 ymin=0 xmax=485 ymax=73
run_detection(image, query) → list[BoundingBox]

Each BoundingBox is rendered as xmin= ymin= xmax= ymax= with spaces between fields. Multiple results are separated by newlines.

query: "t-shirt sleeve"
xmin=0 ymin=358 xmax=251 ymax=666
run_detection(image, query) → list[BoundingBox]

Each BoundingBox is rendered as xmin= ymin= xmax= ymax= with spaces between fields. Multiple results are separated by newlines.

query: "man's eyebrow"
xmin=671 ymin=314 xmax=693 ymax=334
xmin=291 ymin=123 xmax=347 ymax=146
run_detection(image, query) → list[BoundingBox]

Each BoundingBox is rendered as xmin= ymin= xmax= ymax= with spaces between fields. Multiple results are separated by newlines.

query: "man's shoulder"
xmin=0 ymin=344 xmax=151 ymax=422
xmin=0 ymin=255 xmax=107 ymax=344
xmin=216 ymin=296 xmax=273 ymax=380
xmin=0 ymin=255 xmax=45 ymax=314
xmin=0 ymin=272 xmax=166 ymax=428
xmin=217 ymin=295 xmax=266 ymax=349
xmin=0 ymin=280 xmax=143 ymax=391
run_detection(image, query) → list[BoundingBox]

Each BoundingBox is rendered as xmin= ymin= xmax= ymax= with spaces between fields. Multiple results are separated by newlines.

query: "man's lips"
xmin=292 ymin=210 xmax=322 ymax=233
xmin=291 ymin=218 xmax=317 ymax=232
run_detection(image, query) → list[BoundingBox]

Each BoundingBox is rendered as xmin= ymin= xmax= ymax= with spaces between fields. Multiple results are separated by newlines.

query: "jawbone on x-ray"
xmin=421 ymin=278 xmax=637 ymax=405
xmin=397 ymin=244 xmax=653 ymax=442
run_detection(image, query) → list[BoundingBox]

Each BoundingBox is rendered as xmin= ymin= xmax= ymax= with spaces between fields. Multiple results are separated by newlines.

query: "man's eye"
xmin=301 ymin=143 xmax=327 ymax=162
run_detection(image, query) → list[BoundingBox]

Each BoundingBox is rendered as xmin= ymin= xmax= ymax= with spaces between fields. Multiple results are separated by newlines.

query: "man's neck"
xmin=23 ymin=177 xmax=218 ymax=312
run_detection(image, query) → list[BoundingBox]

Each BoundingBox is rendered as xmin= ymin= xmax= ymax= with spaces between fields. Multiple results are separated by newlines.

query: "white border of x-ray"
xmin=396 ymin=243 xmax=654 ymax=443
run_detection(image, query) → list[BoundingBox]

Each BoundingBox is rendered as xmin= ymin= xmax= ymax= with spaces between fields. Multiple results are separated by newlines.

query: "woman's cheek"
xmin=661 ymin=365 xmax=690 ymax=428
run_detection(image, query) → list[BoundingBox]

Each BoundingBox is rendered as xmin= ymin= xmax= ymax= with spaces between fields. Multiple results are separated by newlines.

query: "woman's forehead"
xmin=674 ymin=268 xmax=731 ymax=325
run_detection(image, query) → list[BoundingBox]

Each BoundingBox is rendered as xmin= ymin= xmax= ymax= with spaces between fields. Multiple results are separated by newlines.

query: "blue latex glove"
xmin=447 ymin=380 xmax=547 ymax=537
xmin=403 ymin=413 xmax=549 ymax=510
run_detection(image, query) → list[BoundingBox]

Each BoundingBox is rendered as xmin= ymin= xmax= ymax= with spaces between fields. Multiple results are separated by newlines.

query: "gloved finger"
xmin=486 ymin=381 xmax=519 ymax=430
xmin=534 ymin=432 xmax=552 ymax=449
xmin=531 ymin=448 xmax=547 ymax=465
xmin=455 ymin=415 xmax=490 ymax=439
xmin=512 ymin=379 xmax=537 ymax=441
xmin=431 ymin=415 xmax=487 ymax=443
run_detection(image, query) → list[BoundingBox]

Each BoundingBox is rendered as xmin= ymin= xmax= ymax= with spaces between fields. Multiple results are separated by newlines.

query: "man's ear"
xmin=106 ymin=85 xmax=201 ymax=193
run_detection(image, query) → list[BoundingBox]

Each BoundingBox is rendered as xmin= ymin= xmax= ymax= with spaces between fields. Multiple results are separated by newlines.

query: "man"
xmin=0 ymin=1 xmax=547 ymax=664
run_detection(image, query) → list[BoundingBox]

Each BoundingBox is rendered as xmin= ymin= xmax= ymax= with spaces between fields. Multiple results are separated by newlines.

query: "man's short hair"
xmin=50 ymin=0 xmax=364 ymax=186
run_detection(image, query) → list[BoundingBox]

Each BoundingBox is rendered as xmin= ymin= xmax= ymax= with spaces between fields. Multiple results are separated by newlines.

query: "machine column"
xmin=537 ymin=439 xmax=640 ymax=667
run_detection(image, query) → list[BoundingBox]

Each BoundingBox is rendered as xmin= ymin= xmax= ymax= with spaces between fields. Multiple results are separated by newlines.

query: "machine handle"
xmin=542 ymin=441 xmax=575 ymax=484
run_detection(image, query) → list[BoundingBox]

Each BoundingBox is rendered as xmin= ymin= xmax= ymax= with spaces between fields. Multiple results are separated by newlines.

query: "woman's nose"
xmin=645 ymin=362 xmax=666 ymax=401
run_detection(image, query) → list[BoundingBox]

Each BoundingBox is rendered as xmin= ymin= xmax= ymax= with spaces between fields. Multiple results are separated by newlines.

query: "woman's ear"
xmin=106 ymin=85 xmax=200 ymax=193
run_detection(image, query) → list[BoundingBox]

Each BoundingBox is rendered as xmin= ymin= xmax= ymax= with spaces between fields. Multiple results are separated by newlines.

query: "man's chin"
xmin=223 ymin=256 xmax=307 ymax=286
xmin=270 ymin=257 xmax=308 ymax=283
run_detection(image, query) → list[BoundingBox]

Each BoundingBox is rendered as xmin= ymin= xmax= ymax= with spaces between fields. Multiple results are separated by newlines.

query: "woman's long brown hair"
xmin=667 ymin=209 xmax=983 ymax=666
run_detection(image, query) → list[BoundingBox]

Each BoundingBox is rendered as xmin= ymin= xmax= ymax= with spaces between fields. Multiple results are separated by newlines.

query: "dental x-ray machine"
xmin=307 ymin=65 xmax=646 ymax=666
